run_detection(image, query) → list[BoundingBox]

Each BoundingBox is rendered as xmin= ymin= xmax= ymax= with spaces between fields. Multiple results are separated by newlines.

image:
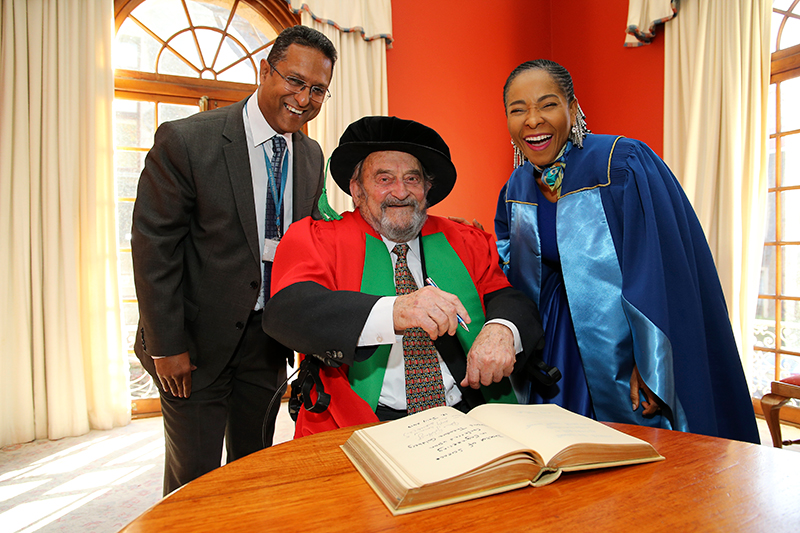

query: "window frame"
xmin=752 ymin=9 xmax=800 ymax=425
xmin=113 ymin=0 xmax=299 ymax=417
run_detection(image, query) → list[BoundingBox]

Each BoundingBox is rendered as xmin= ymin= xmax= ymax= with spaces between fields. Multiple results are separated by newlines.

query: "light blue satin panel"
xmin=557 ymin=188 xmax=667 ymax=428
xmin=621 ymin=297 xmax=688 ymax=431
xmin=507 ymin=202 xmax=542 ymax=308
xmin=505 ymin=201 xmax=541 ymax=403
xmin=496 ymin=238 xmax=511 ymax=274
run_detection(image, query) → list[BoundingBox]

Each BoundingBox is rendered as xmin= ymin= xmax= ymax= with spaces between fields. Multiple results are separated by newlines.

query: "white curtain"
xmin=287 ymin=0 xmax=391 ymax=212
xmin=663 ymin=0 xmax=771 ymax=372
xmin=0 ymin=0 xmax=129 ymax=447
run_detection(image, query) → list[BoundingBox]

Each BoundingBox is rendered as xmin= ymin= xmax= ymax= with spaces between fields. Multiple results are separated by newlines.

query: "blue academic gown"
xmin=495 ymin=134 xmax=759 ymax=443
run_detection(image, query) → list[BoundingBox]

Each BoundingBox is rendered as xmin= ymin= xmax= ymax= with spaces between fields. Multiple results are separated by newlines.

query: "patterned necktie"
xmin=266 ymin=135 xmax=287 ymax=238
xmin=263 ymin=135 xmax=287 ymax=302
xmin=393 ymin=243 xmax=447 ymax=414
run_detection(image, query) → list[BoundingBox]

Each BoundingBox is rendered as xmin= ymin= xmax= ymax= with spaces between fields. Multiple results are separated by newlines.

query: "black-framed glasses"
xmin=268 ymin=61 xmax=331 ymax=104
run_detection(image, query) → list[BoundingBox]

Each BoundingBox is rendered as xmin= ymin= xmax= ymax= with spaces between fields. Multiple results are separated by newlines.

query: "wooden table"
xmin=121 ymin=423 xmax=799 ymax=532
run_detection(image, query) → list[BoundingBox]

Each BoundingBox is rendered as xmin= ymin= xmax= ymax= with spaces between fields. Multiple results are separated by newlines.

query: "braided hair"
xmin=503 ymin=59 xmax=575 ymax=108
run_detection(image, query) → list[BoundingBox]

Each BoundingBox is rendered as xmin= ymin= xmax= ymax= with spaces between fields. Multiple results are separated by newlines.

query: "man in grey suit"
xmin=131 ymin=25 xmax=337 ymax=495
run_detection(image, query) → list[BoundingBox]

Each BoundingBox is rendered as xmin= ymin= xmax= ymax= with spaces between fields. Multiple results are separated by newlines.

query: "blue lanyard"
xmin=244 ymin=99 xmax=289 ymax=236
xmin=261 ymin=142 xmax=289 ymax=234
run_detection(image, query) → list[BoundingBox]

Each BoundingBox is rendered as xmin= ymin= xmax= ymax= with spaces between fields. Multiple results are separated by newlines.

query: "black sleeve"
xmin=263 ymin=281 xmax=381 ymax=366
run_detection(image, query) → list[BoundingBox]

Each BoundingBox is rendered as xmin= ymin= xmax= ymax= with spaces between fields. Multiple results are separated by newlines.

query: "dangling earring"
xmin=569 ymin=102 xmax=591 ymax=149
xmin=512 ymin=140 xmax=525 ymax=169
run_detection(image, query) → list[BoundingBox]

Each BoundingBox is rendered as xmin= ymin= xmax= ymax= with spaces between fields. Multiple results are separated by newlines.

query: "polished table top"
xmin=121 ymin=423 xmax=799 ymax=532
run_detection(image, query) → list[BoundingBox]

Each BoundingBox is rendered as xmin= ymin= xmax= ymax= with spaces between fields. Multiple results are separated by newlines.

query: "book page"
xmin=357 ymin=406 xmax=538 ymax=486
xmin=467 ymin=404 xmax=654 ymax=465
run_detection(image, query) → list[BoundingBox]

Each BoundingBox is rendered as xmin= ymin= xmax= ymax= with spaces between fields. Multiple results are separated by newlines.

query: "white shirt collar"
xmin=245 ymin=93 xmax=293 ymax=153
xmin=381 ymin=235 xmax=421 ymax=261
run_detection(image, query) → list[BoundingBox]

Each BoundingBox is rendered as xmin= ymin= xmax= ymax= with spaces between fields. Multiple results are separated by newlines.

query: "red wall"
xmin=387 ymin=0 xmax=664 ymax=232
xmin=549 ymin=1 xmax=665 ymax=154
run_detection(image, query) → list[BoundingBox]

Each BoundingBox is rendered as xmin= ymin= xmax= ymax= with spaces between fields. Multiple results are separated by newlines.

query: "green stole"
xmin=348 ymin=232 xmax=518 ymax=409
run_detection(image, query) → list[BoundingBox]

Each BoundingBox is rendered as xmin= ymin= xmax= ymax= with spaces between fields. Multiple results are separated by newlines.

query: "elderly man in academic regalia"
xmin=264 ymin=116 xmax=558 ymax=437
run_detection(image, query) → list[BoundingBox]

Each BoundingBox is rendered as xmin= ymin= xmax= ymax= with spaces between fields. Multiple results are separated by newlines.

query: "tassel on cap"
xmin=318 ymin=156 xmax=342 ymax=221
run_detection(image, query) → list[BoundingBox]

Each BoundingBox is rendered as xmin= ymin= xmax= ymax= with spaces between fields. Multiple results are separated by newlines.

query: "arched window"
xmin=753 ymin=0 xmax=800 ymax=423
xmin=113 ymin=0 xmax=298 ymax=415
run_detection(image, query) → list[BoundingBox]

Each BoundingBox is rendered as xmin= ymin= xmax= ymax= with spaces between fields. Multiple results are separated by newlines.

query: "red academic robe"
xmin=270 ymin=210 xmax=514 ymax=437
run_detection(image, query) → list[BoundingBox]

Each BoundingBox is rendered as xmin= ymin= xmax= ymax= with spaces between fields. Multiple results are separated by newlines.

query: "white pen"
xmin=425 ymin=277 xmax=470 ymax=332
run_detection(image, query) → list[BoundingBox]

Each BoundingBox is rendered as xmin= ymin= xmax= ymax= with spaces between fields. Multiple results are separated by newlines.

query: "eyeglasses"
xmin=268 ymin=61 xmax=331 ymax=104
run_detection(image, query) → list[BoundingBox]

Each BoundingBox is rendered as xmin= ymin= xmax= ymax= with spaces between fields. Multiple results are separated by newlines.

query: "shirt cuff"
xmin=358 ymin=296 xmax=397 ymax=346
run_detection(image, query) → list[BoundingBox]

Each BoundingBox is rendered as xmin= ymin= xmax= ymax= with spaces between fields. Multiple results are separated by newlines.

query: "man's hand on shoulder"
xmin=393 ymin=286 xmax=470 ymax=340
xmin=153 ymin=351 xmax=197 ymax=398
xmin=461 ymin=323 xmax=515 ymax=389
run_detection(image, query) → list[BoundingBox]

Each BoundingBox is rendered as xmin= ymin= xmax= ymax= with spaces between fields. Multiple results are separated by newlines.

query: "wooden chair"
xmin=760 ymin=374 xmax=800 ymax=448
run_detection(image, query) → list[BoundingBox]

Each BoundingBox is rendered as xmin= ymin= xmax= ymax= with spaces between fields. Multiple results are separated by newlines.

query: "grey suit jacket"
xmin=131 ymin=98 xmax=324 ymax=391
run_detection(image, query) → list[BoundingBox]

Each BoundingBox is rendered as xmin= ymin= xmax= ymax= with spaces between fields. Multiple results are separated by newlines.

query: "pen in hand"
xmin=425 ymin=277 xmax=470 ymax=332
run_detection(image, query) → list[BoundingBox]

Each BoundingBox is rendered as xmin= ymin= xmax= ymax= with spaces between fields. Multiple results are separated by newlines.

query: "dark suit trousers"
xmin=159 ymin=310 xmax=288 ymax=495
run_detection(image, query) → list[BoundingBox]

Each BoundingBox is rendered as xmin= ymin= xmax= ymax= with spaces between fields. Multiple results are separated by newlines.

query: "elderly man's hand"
xmin=393 ymin=286 xmax=470 ymax=340
xmin=461 ymin=323 xmax=516 ymax=389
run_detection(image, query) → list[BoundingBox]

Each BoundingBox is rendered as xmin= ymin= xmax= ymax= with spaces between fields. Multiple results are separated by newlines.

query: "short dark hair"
xmin=503 ymin=59 xmax=575 ymax=108
xmin=267 ymin=25 xmax=338 ymax=68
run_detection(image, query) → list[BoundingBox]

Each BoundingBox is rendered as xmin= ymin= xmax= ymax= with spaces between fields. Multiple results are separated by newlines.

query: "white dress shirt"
xmin=243 ymin=93 xmax=294 ymax=310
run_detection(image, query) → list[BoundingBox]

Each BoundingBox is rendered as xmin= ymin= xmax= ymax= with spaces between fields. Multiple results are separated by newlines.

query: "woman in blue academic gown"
xmin=496 ymin=59 xmax=759 ymax=443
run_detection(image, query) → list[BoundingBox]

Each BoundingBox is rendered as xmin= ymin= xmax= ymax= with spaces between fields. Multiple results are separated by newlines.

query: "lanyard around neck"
xmin=261 ymin=142 xmax=289 ymax=233
xmin=244 ymin=98 xmax=290 ymax=234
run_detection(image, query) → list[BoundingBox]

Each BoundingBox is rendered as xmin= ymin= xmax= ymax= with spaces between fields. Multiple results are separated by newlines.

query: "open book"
xmin=341 ymin=403 xmax=664 ymax=515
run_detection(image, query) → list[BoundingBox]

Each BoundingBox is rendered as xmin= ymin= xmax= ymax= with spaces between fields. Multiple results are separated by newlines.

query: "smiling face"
xmin=257 ymin=44 xmax=332 ymax=134
xmin=505 ymin=69 xmax=577 ymax=168
xmin=350 ymin=151 xmax=430 ymax=243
